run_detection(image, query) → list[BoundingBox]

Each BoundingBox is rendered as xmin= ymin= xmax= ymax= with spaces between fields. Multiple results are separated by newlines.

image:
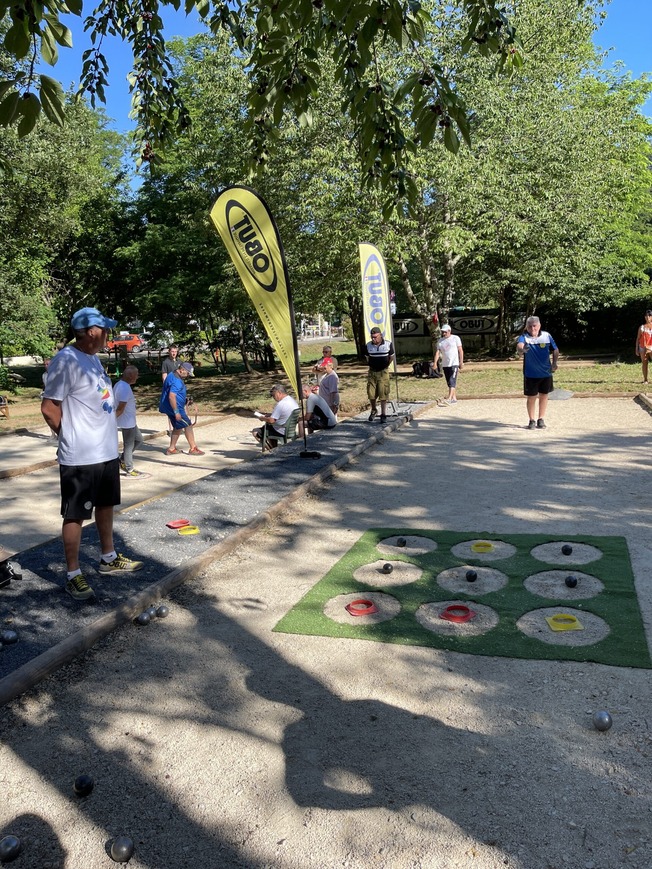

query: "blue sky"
xmin=50 ymin=0 xmax=651 ymax=133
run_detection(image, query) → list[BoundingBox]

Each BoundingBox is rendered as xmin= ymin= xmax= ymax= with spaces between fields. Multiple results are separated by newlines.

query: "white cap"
xmin=441 ymin=324 xmax=452 ymax=332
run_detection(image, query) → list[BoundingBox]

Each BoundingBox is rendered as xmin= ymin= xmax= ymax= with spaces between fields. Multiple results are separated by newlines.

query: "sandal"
xmin=188 ymin=447 xmax=205 ymax=455
xmin=165 ymin=447 xmax=181 ymax=455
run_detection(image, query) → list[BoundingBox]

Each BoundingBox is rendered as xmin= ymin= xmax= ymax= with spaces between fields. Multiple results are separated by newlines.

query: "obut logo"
xmin=362 ymin=253 xmax=388 ymax=332
xmin=226 ymin=199 xmax=277 ymax=293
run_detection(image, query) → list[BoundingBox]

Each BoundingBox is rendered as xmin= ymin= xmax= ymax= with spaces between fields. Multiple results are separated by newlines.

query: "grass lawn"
xmin=0 ymin=341 xmax=646 ymax=433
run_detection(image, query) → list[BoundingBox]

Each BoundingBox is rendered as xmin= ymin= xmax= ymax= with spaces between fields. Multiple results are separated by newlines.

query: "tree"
xmin=0 ymin=0 xmax=522 ymax=205
xmin=0 ymin=68 xmax=128 ymax=356
xmin=376 ymin=0 xmax=652 ymax=351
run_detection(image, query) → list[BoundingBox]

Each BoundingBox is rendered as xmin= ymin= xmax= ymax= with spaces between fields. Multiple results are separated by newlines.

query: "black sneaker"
xmin=537 ymin=418 xmax=546 ymax=429
xmin=368 ymin=409 xmax=377 ymax=421
xmin=527 ymin=419 xmax=536 ymax=429
xmin=380 ymin=415 xmax=387 ymax=424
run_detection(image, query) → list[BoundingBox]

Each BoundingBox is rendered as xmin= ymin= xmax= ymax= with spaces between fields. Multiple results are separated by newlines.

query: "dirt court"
xmin=1 ymin=397 xmax=651 ymax=869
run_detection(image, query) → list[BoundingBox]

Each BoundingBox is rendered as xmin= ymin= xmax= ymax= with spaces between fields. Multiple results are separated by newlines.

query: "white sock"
xmin=67 ymin=568 xmax=82 ymax=580
xmin=101 ymin=551 xmax=117 ymax=564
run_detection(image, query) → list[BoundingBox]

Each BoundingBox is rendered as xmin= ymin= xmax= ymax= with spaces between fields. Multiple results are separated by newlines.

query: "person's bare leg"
xmin=537 ymin=393 xmax=549 ymax=420
xmin=526 ymin=395 xmax=537 ymax=421
xmin=641 ymin=352 xmax=649 ymax=384
xmin=183 ymin=426 xmax=199 ymax=450
xmin=169 ymin=429 xmax=181 ymax=450
xmin=95 ymin=505 xmax=114 ymax=555
xmin=62 ymin=519 xmax=84 ymax=572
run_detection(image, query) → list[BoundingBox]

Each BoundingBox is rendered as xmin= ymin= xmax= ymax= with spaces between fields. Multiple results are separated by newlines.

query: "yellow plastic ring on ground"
xmin=178 ymin=525 xmax=200 ymax=536
xmin=545 ymin=613 xmax=584 ymax=632
xmin=471 ymin=541 xmax=494 ymax=553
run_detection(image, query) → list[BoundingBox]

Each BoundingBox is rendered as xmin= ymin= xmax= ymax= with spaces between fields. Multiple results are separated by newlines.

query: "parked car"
xmin=105 ymin=333 xmax=143 ymax=353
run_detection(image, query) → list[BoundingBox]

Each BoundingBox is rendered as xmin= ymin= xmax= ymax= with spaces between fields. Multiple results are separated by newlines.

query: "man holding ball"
xmin=516 ymin=316 xmax=559 ymax=429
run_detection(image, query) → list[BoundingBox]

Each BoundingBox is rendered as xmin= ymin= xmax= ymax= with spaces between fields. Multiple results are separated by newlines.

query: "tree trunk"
xmin=497 ymin=284 xmax=516 ymax=355
xmin=347 ymin=293 xmax=364 ymax=358
xmin=237 ymin=323 xmax=253 ymax=373
xmin=398 ymin=254 xmax=441 ymax=356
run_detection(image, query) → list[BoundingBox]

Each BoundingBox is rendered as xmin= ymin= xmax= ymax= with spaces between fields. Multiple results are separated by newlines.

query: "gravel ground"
xmin=1 ymin=397 xmax=652 ymax=869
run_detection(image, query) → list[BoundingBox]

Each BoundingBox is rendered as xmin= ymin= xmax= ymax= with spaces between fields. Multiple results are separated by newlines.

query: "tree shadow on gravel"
xmin=1 ymin=404 xmax=651 ymax=866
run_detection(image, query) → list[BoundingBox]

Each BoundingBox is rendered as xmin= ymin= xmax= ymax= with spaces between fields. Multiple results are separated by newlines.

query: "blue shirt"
xmin=159 ymin=371 xmax=187 ymax=416
xmin=518 ymin=331 xmax=558 ymax=378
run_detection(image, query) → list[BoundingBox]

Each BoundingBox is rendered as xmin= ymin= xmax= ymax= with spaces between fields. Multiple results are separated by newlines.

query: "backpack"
xmin=412 ymin=360 xmax=442 ymax=378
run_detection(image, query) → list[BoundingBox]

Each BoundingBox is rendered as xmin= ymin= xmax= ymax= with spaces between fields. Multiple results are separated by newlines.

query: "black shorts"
xmin=524 ymin=376 xmax=553 ymax=396
xmin=443 ymin=366 xmax=459 ymax=388
xmin=307 ymin=406 xmax=333 ymax=432
xmin=60 ymin=459 xmax=121 ymax=520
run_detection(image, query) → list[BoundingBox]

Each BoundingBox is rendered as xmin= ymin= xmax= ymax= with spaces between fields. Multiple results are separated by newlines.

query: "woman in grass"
xmin=635 ymin=310 xmax=652 ymax=385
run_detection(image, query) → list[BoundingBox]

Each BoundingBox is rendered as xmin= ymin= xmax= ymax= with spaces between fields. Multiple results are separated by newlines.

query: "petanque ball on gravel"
xmin=0 ymin=835 xmax=22 ymax=862
xmin=145 ymin=605 xmax=158 ymax=618
xmin=0 ymin=629 xmax=18 ymax=645
xmin=466 ymin=570 xmax=478 ymax=582
xmin=592 ymin=710 xmax=613 ymax=732
xmin=134 ymin=612 xmax=150 ymax=626
xmin=73 ymin=774 xmax=94 ymax=797
xmin=110 ymin=836 xmax=134 ymax=863
xmin=565 ymin=575 xmax=578 ymax=588
xmin=382 ymin=563 xmax=393 ymax=574
xmin=156 ymin=605 xmax=170 ymax=618
xmin=396 ymin=537 xmax=407 ymax=547
xmin=561 ymin=544 xmax=573 ymax=555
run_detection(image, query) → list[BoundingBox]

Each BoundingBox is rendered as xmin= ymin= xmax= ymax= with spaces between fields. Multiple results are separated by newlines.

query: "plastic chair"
xmin=261 ymin=408 xmax=300 ymax=452
xmin=0 ymin=396 xmax=9 ymax=419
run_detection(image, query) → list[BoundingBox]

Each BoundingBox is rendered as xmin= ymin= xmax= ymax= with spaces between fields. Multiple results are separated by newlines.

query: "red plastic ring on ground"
xmin=345 ymin=599 xmax=378 ymax=616
xmin=440 ymin=604 xmax=475 ymax=623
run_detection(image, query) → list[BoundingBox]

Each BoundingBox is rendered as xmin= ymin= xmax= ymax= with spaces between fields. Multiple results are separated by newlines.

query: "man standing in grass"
xmin=516 ymin=316 xmax=559 ymax=429
xmin=365 ymin=327 xmax=394 ymax=424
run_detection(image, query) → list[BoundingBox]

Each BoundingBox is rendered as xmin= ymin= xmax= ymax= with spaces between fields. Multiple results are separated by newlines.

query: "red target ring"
xmin=345 ymin=599 xmax=378 ymax=616
xmin=440 ymin=604 xmax=475 ymax=623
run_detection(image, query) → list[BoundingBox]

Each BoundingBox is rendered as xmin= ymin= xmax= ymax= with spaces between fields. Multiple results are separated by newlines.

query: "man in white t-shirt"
xmin=114 ymin=365 xmax=145 ymax=477
xmin=433 ymin=324 xmax=464 ymax=405
xmin=41 ymin=307 xmax=144 ymax=602
xmin=252 ymin=383 xmax=299 ymax=449
xmin=298 ymin=383 xmax=337 ymax=436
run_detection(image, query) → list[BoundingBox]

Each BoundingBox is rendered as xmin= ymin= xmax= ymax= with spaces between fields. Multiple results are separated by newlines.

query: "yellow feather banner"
xmin=210 ymin=185 xmax=301 ymax=397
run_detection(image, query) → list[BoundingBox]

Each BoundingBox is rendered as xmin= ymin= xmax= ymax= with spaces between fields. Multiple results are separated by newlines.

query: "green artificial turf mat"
xmin=273 ymin=530 xmax=651 ymax=669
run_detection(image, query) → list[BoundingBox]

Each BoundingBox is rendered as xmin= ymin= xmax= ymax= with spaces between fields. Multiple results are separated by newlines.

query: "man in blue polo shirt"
xmin=516 ymin=316 xmax=559 ymax=430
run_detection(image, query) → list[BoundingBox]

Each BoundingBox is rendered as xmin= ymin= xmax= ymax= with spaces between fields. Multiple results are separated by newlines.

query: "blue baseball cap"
xmin=70 ymin=307 xmax=118 ymax=331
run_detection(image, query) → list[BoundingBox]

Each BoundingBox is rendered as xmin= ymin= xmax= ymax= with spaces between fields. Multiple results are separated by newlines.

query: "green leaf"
xmin=39 ymin=74 xmax=66 ymax=125
xmin=41 ymin=25 xmax=59 ymax=66
xmin=0 ymin=91 xmax=21 ymax=125
xmin=0 ymin=81 xmax=16 ymax=102
xmin=4 ymin=21 xmax=31 ymax=60
xmin=17 ymin=93 xmax=41 ymax=137
xmin=43 ymin=16 xmax=73 ymax=47
xmin=443 ymin=124 xmax=459 ymax=154
xmin=65 ymin=0 xmax=83 ymax=15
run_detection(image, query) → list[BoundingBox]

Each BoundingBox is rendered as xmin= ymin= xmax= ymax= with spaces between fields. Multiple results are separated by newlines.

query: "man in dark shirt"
xmin=365 ymin=326 xmax=394 ymax=424
xmin=161 ymin=344 xmax=181 ymax=382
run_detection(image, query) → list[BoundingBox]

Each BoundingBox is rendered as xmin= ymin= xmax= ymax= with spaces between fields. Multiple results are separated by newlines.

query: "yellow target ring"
xmin=471 ymin=541 xmax=494 ymax=553
xmin=545 ymin=613 xmax=584 ymax=632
